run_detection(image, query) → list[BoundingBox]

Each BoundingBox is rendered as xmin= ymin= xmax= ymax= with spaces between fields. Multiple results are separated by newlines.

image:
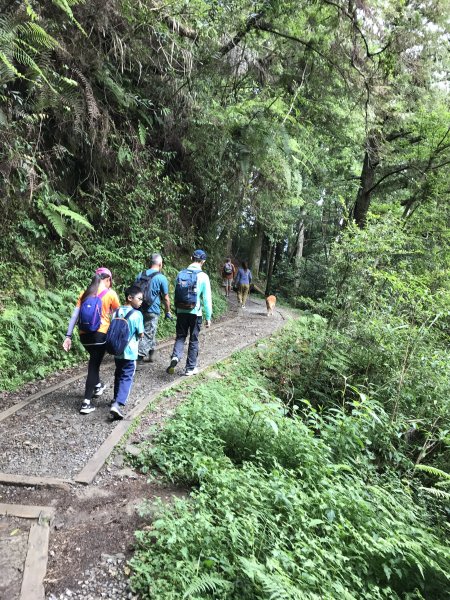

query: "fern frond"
xmin=182 ymin=573 xmax=228 ymax=598
xmin=51 ymin=0 xmax=87 ymax=35
xmin=415 ymin=464 xmax=450 ymax=481
xmin=42 ymin=206 xmax=67 ymax=237
xmin=419 ymin=486 xmax=450 ymax=500
xmin=47 ymin=202 xmax=94 ymax=231
xmin=19 ymin=22 xmax=59 ymax=50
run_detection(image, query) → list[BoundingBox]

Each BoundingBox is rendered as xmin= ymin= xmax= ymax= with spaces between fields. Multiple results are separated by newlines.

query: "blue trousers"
xmin=172 ymin=313 xmax=202 ymax=370
xmin=113 ymin=358 xmax=136 ymax=406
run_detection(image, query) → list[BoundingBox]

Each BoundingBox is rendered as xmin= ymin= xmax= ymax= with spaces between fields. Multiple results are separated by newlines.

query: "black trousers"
xmin=81 ymin=332 xmax=107 ymax=400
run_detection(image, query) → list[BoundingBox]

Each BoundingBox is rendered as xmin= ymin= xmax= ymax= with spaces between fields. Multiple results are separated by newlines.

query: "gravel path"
xmin=0 ymin=294 xmax=291 ymax=600
xmin=0 ymin=296 xmax=284 ymax=480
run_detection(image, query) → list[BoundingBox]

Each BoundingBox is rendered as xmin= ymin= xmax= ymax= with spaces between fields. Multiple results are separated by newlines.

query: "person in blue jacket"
xmin=166 ymin=249 xmax=212 ymax=376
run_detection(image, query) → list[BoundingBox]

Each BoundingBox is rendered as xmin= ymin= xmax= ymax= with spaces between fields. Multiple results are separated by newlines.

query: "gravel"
xmin=46 ymin=553 xmax=138 ymax=600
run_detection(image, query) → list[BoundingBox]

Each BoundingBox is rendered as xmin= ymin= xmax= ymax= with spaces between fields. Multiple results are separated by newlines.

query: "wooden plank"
xmin=0 ymin=472 xmax=71 ymax=490
xmin=73 ymin=419 xmax=130 ymax=484
xmin=73 ymin=378 xmax=181 ymax=484
xmin=0 ymin=503 xmax=54 ymax=520
xmin=0 ymin=373 xmax=86 ymax=424
xmin=20 ymin=522 xmax=50 ymax=600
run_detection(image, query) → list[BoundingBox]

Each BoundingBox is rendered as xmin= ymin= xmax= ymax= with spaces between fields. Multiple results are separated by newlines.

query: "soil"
xmin=0 ymin=295 xmax=291 ymax=599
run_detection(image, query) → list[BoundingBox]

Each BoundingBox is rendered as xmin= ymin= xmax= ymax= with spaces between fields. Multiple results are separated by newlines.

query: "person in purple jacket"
xmin=235 ymin=261 xmax=252 ymax=308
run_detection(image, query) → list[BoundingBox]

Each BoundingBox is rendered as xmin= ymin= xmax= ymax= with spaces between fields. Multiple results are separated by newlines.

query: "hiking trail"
xmin=0 ymin=295 xmax=290 ymax=600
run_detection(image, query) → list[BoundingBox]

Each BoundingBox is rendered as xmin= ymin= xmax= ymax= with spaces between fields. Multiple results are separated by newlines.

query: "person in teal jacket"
xmin=166 ymin=249 xmax=212 ymax=376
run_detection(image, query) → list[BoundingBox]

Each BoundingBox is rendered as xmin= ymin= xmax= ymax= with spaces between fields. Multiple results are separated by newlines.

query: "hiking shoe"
xmin=80 ymin=401 xmax=95 ymax=414
xmin=146 ymin=350 xmax=155 ymax=363
xmin=93 ymin=382 xmax=106 ymax=398
xmin=110 ymin=402 xmax=124 ymax=420
xmin=183 ymin=367 xmax=199 ymax=377
xmin=166 ymin=356 xmax=179 ymax=374
xmin=137 ymin=355 xmax=144 ymax=362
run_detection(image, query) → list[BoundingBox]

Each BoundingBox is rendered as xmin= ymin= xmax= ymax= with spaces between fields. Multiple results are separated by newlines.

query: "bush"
xmin=130 ymin=320 xmax=450 ymax=599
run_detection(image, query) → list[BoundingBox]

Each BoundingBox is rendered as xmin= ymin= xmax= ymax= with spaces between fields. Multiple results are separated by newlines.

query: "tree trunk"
xmin=249 ymin=223 xmax=263 ymax=276
xmin=353 ymin=133 xmax=380 ymax=228
xmin=265 ymin=243 xmax=276 ymax=295
xmin=273 ymin=240 xmax=284 ymax=274
xmin=294 ymin=220 xmax=305 ymax=289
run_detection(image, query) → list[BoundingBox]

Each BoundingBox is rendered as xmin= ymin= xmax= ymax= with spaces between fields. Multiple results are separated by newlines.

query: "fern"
xmin=51 ymin=0 xmax=86 ymax=35
xmin=415 ymin=464 xmax=450 ymax=481
xmin=419 ymin=486 xmax=450 ymax=501
xmin=182 ymin=573 xmax=228 ymax=598
xmin=47 ymin=202 xmax=94 ymax=231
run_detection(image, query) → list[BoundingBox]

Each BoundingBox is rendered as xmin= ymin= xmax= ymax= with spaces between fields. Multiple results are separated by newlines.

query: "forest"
xmin=1 ymin=0 xmax=449 ymax=598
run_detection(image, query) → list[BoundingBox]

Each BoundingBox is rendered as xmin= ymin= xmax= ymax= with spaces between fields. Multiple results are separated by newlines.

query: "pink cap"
xmin=95 ymin=267 xmax=112 ymax=279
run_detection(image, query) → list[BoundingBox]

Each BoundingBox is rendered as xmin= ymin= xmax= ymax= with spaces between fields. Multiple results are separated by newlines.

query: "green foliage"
xmin=130 ymin=321 xmax=450 ymax=599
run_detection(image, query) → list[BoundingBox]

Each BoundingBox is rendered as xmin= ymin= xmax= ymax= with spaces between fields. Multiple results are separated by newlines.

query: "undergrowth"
xmin=129 ymin=317 xmax=450 ymax=600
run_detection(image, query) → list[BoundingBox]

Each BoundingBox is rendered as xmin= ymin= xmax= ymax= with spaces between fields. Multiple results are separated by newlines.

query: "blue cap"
xmin=193 ymin=249 xmax=207 ymax=261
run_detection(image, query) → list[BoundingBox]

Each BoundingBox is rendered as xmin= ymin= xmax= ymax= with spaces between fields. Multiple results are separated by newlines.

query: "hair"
xmin=241 ymin=261 xmax=248 ymax=270
xmin=226 ymin=257 xmax=231 ymax=262
xmin=150 ymin=253 xmax=162 ymax=267
xmin=80 ymin=273 xmax=111 ymax=304
xmin=125 ymin=285 xmax=143 ymax=301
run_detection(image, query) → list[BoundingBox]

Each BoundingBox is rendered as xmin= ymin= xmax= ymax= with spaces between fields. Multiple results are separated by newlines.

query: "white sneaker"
xmin=93 ymin=382 xmax=106 ymax=398
xmin=80 ymin=401 xmax=95 ymax=414
xmin=183 ymin=367 xmax=199 ymax=377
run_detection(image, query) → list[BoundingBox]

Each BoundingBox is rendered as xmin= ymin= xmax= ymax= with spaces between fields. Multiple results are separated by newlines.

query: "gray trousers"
xmin=138 ymin=312 xmax=159 ymax=358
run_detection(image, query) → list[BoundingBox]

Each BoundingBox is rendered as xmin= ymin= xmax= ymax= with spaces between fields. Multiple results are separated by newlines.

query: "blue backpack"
xmin=174 ymin=269 xmax=198 ymax=309
xmin=105 ymin=309 xmax=136 ymax=355
xmin=78 ymin=290 xmax=107 ymax=332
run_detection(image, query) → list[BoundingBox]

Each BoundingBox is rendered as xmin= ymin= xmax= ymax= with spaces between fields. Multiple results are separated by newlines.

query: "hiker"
xmin=166 ymin=249 xmax=212 ymax=376
xmin=135 ymin=253 xmax=172 ymax=363
xmin=108 ymin=285 xmax=145 ymax=420
xmin=63 ymin=267 xmax=120 ymax=414
xmin=235 ymin=260 xmax=252 ymax=308
xmin=221 ymin=257 xmax=236 ymax=298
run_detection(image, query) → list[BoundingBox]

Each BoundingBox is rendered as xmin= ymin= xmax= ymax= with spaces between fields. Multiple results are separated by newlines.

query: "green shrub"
xmin=130 ymin=321 xmax=450 ymax=599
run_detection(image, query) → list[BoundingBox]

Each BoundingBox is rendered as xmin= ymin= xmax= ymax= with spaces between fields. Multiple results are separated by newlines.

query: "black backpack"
xmin=136 ymin=271 xmax=158 ymax=311
xmin=105 ymin=309 xmax=136 ymax=355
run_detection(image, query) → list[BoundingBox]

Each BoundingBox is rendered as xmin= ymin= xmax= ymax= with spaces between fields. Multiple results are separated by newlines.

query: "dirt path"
xmin=0 ymin=295 xmax=290 ymax=600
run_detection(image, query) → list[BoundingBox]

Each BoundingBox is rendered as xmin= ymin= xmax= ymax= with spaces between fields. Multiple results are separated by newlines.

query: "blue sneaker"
xmin=110 ymin=402 xmax=124 ymax=420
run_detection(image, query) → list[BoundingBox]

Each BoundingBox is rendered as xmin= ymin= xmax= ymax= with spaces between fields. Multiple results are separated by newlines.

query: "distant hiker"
xmin=166 ymin=249 xmax=212 ymax=376
xmin=266 ymin=294 xmax=277 ymax=316
xmin=135 ymin=253 xmax=172 ymax=363
xmin=235 ymin=261 xmax=252 ymax=308
xmin=108 ymin=285 xmax=145 ymax=420
xmin=222 ymin=257 xmax=236 ymax=298
xmin=63 ymin=267 xmax=120 ymax=414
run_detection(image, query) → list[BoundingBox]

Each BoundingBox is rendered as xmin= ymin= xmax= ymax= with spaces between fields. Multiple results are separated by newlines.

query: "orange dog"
xmin=265 ymin=295 xmax=277 ymax=316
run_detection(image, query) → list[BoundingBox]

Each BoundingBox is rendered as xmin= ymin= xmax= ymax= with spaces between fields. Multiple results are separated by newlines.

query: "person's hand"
xmin=205 ymin=320 xmax=211 ymax=328
xmin=165 ymin=312 xmax=173 ymax=321
xmin=63 ymin=337 xmax=72 ymax=352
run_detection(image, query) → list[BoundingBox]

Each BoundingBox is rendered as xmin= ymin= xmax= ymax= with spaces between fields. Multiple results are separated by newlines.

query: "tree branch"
xmin=220 ymin=12 xmax=265 ymax=55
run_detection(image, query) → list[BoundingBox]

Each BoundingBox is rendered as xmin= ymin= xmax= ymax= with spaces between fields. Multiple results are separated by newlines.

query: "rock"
xmin=125 ymin=444 xmax=141 ymax=457
xmin=116 ymin=467 xmax=138 ymax=479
